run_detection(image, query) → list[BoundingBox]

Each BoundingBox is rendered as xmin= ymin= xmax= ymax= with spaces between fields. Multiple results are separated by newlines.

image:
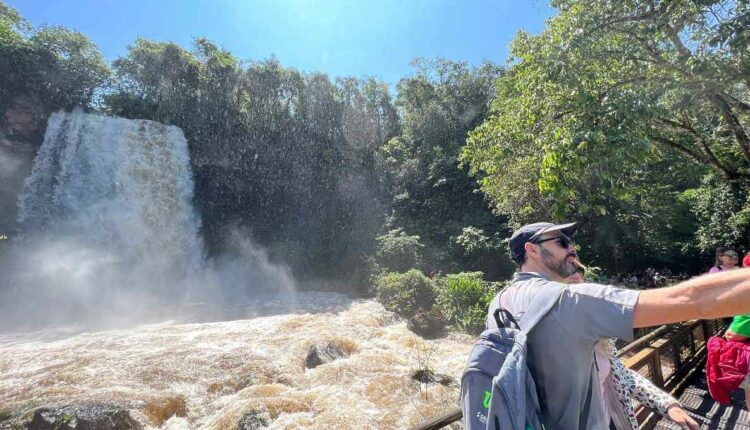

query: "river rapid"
xmin=0 ymin=293 xmax=473 ymax=429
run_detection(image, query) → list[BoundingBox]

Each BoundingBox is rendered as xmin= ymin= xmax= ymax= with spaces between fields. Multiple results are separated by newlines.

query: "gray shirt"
xmin=486 ymin=272 xmax=640 ymax=430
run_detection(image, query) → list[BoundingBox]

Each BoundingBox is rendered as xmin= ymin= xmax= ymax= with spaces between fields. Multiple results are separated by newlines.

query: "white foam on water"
xmin=0 ymin=296 xmax=474 ymax=429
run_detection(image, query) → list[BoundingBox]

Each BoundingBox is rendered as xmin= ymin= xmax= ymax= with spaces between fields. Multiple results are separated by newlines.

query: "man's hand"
xmin=666 ymin=404 xmax=699 ymax=430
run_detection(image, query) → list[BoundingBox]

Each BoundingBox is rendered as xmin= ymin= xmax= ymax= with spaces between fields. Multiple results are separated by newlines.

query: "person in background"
xmin=566 ymin=262 xmax=699 ymax=430
xmin=715 ymin=311 xmax=750 ymax=424
xmin=709 ymin=248 xmax=740 ymax=273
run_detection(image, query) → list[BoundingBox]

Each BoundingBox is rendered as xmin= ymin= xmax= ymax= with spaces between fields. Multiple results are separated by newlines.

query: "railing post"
xmin=690 ymin=323 xmax=698 ymax=355
xmin=701 ymin=320 xmax=709 ymax=344
xmin=651 ymin=347 xmax=664 ymax=388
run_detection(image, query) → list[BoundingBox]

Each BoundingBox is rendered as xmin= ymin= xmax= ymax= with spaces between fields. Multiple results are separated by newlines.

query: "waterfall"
xmin=12 ymin=110 xmax=204 ymax=308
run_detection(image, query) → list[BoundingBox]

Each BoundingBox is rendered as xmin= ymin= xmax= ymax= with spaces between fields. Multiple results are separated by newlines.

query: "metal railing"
xmin=411 ymin=319 xmax=727 ymax=430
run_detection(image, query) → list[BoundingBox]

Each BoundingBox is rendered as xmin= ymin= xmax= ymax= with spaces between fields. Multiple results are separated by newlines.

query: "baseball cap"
xmin=509 ymin=222 xmax=577 ymax=264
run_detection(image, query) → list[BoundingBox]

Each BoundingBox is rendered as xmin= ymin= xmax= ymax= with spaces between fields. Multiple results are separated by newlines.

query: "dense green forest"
xmin=1 ymin=0 xmax=749 ymax=296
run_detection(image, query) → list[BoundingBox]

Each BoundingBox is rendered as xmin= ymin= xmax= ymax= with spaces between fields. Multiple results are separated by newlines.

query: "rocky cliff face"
xmin=0 ymin=97 xmax=48 ymax=237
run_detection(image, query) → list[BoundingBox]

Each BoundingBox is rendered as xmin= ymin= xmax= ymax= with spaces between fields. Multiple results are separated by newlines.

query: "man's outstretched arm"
xmin=633 ymin=268 xmax=750 ymax=328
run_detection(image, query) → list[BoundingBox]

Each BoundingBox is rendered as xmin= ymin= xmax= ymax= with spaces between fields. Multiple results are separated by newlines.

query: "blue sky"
xmin=7 ymin=0 xmax=555 ymax=84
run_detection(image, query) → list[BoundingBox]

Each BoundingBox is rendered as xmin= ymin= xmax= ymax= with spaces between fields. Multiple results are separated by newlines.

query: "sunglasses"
xmin=532 ymin=234 xmax=575 ymax=249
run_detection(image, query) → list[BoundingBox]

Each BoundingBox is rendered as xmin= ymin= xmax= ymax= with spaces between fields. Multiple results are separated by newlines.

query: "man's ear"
xmin=524 ymin=242 xmax=536 ymax=259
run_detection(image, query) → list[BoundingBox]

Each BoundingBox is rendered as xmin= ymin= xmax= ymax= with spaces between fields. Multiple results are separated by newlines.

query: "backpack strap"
xmin=493 ymin=307 xmax=520 ymax=330
xmin=518 ymin=282 xmax=566 ymax=333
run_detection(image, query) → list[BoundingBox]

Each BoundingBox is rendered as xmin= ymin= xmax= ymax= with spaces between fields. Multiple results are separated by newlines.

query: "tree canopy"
xmin=463 ymin=0 xmax=750 ymax=271
xmin=382 ymin=59 xmax=513 ymax=277
xmin=0 ymin=7 xmax=109 ymax=120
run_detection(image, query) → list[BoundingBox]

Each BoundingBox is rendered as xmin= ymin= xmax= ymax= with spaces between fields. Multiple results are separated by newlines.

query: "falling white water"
xmin=2 ymin=110 xmax=207 ymax=326
xmin=17 ymin=109 xmax=203 ymax=278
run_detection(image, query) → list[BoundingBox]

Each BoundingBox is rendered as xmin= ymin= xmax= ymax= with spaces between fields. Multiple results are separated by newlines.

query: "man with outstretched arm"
xmin=487 ymin=222 xmax=750 ymax=430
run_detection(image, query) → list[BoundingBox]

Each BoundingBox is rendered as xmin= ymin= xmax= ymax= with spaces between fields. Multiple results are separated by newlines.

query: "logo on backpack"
xmin=483 ymin=391 xmax=491 ymax=409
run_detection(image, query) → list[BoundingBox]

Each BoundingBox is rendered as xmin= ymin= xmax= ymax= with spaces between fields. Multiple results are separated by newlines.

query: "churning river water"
xmin=0 ymin=293 xmax=473 ymax=429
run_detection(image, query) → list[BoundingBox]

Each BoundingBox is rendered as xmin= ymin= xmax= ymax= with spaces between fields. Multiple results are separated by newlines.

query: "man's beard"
xmin=540 ymin=246 xmax=577 ymax=278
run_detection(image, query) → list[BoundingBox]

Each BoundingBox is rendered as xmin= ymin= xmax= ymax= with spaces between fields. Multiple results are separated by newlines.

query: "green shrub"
xmin=581 ymin=264 xmax=607 ymax=284
xmin=435 ymin=272 xmax=500 ymax=334
xmin=375 ymin=228 xmax=424 ymax=273
xmin=373 ymin=269 xmax=435 ymax=318
xmin=453 ymin=226 xmax=498 ymax=255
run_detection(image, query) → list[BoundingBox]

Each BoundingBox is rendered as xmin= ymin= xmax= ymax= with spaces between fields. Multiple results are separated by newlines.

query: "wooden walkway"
xmin=654 ymin=370 xmax=748 ymax=430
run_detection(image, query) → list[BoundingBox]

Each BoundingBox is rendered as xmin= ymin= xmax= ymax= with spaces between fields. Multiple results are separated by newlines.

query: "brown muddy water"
xmin=0 ymin=292 xmax=473 ymax=429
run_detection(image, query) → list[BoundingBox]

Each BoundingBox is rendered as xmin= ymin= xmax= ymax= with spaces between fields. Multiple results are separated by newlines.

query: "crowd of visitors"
xmin=609 ymin=267 xmax=682 ymax=290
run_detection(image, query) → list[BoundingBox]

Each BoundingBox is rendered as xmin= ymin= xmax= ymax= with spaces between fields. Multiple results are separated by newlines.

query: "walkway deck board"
xmin=655 ymin=370 xmax=748 ymax=429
